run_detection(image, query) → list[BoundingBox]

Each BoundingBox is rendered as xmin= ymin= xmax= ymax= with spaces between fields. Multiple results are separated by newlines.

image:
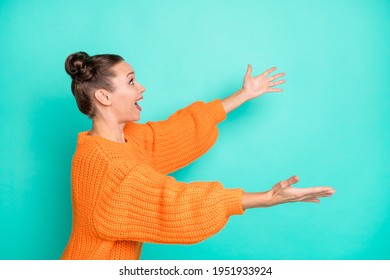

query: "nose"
xmin=137 ymin=82 xmax=145 ymax=94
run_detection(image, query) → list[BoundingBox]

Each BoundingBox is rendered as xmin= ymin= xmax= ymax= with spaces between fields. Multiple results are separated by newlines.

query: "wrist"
xmin=221 ymin=88 xmax=250 ymax=114
xmin=242 ymin=190 xmax=274 ymax=209
xmin=261 ymin=190 xmax=274 ymax=207
xmin=239 ymin=87 xmax=252 ymax=102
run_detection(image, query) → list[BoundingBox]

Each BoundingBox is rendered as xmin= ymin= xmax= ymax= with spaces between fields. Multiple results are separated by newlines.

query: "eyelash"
xmin=129 ymin=78 xmax=135 ymax=85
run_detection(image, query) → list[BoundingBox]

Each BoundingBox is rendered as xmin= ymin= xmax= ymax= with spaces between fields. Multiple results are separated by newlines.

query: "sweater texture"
xmin=60 ymin=98 xmax=245 ymax=260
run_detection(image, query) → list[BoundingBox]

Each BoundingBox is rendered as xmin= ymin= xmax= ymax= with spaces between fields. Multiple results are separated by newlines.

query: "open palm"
xmin=242 ymin=64 xmax=286 ymax=100
xmin=269 ymin=175 xmax=336 ymax=205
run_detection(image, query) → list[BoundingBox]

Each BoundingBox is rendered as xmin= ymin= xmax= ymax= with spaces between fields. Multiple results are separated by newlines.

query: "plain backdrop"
xmin=0 ymin=0 xmax=389 ymax=260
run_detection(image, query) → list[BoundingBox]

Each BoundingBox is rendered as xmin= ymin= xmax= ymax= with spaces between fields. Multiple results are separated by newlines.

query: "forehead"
xmin=113 ymin=61 xmax=134 ymax=77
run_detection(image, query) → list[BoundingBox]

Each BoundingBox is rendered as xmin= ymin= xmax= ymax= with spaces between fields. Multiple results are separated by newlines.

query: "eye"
xmin=129 ymin=78 xmax=135 ymax=85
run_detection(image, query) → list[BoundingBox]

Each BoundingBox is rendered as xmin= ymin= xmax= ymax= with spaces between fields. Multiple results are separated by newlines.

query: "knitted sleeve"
xmin=92 ymin=159 xmax=244 ymax=244
xmin=123 ymin=99 xmax=227 ymax=174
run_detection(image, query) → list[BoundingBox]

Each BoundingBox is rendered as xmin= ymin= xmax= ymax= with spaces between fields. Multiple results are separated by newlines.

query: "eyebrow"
xmin=126 ymin=72 xmax=135 ymax=77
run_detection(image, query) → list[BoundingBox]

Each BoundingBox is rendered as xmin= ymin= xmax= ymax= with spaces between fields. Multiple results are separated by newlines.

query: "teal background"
xmin=0 ymin=0 xmax=389 ymax=260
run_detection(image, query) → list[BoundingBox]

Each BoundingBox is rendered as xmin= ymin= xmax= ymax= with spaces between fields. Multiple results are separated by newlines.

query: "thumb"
xmin=245 ymin=64 xmax=252 ymax=77
xmin=280 ymin=175 xmax=299 ymax=188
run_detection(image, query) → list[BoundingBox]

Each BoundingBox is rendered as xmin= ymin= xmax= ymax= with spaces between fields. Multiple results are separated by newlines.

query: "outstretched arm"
xmin=221 ymin=65 xmax=286 ymax=114
xmin=124 ymin=99 xmax=226 ymax=174
xmin=123 ymin=65 xmax=285 ymax=174
xmin=93 ymin=159 xmax=244 ymax=244
xmin=223 ymin=68 xmax=335 ymax=207
xmin=242 ymin=175 xmax=336 ymax=209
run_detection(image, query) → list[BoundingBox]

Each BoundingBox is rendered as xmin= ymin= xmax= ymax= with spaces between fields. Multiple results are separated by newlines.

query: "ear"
xmin=94 ymin=89 xmax=111 ymax=105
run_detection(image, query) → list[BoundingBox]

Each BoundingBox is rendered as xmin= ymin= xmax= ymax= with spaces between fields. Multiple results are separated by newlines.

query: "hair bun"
xmin=65 ymin=51 xmax=95 ymax=82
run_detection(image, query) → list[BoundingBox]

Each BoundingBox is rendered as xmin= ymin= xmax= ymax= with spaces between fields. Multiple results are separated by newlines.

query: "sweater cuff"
xmin=221 ymin=188 xmax=245 ymax=216
xmin=205 ymin=98 xmax=227 ymax=124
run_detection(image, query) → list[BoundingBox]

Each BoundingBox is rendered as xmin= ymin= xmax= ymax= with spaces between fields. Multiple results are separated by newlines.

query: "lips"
xmin=135 ymin=97 xmax=143 ymax=111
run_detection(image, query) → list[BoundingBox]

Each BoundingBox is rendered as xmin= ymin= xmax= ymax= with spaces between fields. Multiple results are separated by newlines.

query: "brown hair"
xmin=65 ymin=51 xmax=124 ymax=119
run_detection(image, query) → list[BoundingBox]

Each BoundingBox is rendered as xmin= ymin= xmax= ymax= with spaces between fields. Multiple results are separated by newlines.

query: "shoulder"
xmin=123 ymin=122 xmax=150 ymax=141
xmin=72 ymin=131 xmax=111 ymax=169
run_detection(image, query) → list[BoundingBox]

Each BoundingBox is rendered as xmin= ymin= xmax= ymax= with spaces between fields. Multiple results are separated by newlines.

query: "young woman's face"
xmin=109 ymin=61 xmax=145 ymax=122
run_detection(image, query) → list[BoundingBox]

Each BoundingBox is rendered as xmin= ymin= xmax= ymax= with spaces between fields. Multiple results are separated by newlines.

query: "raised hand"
xmin=242 ymin=64 xmax=286 ymax=100
xmin=269 ymin=175 xmax=336 ymax=206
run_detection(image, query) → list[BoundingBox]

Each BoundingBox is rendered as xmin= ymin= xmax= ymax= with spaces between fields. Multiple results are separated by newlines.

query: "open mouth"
xmin=135 ymin=97 xmax=143 ymax=111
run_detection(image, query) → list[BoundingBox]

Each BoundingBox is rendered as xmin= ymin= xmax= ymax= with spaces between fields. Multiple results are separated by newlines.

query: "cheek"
xmin=113 ymin=98 xmax=131 ymax=115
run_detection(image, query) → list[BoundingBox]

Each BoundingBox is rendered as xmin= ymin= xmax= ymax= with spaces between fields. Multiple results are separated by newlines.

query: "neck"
xmin=89 ymin=116 xmax=126 ymax=143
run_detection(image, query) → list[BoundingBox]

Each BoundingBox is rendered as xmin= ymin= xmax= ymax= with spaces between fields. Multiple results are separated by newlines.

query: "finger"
xmin=299 ymin=193 xmax=332 ymax=203
xmin=268 ymin=88 xmax=283 ymax=92
xmin=305 ymin=186 xmax=336 ymax=194
xmin=270 ymin=80 xmax=286 ymax=87
xmin=289 ymin=175 xmax=299 ymax=184
xmin=280 ymin=175 xmax=299 ymax=188
xmin=302 ymin=198 xmax=320 ymax=203
xmin=312 ymin=193 xmax=334 ymax=199
xmin=263 ymin=66 xmax=277 ymax=77
xmin=301 ymin=190 xmax=335 ymax=199
xmin=301 ymin=191 xmax=335 ymax=200
xmin=268 ymin=73 xmax=285 ymax=81
xmin=245 ymin=64 xmax=252 ymax=77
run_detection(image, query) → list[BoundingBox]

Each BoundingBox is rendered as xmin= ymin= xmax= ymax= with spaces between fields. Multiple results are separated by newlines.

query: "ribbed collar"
xmin=77 ymin=131 xmax=129 ymax=146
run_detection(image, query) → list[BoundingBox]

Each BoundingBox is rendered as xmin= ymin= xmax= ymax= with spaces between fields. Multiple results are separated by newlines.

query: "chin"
xmin=131 ymin=114 xmax=141 ymax=122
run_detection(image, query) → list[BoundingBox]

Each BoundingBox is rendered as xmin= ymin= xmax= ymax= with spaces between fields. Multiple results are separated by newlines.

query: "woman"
xmin=61 ymin=51 xmax=335 ymax=260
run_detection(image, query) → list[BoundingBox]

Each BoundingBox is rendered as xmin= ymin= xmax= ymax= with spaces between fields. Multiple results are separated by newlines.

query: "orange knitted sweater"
xmin=60 ymin=98 xmax=245 ymax=260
